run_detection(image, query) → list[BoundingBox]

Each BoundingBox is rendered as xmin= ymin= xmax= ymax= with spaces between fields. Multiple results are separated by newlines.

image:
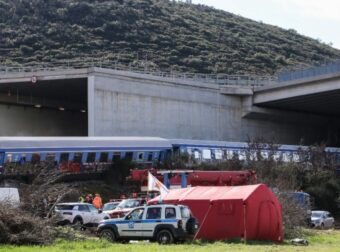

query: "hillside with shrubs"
xmin=1 ymin=0 xmax=340 ymax=74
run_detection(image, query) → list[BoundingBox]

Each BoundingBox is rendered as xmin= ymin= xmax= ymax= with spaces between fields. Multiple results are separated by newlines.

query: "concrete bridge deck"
xmin=0 ymin=62 xmax=340 ymax=145
xmin=253 ymin=70 xmax=340 ymax=116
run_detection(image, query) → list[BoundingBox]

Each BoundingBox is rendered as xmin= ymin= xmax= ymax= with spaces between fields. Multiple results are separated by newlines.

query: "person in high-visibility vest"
xmin=79 ymin=195 xmax=85 ymax=203
xmin=93 ymin=193 xmax=103 ymax=209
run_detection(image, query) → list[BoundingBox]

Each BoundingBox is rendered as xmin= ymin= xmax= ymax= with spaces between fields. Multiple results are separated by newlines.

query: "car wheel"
xmin=73 ymin=218 xmax=83 ymax=230
xmin=73 ymin=217 xmax=83 ymax=225
xmin=99 ymin=229 xmax=116 ymax=242
xmin=157 ymin=230 xmax=174 ymax=245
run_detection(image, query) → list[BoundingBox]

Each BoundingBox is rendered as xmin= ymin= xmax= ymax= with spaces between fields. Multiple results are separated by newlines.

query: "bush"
xmin=0 ymin=203 xmax=54 ymax=245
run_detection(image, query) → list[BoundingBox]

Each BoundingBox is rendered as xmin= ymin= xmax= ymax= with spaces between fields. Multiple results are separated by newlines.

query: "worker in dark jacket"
xmin=85 ymin=194 xmax=93 ymax=204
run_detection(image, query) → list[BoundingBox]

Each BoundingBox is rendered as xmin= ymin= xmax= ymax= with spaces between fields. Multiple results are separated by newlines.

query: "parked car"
xmin=311 ymin=210 xmax=334 ymax=229
xmin=54 ymin=203 xmax=109 ymax=226
xmin=97 ymin=204 xmax=198 ymax=244
xmin=102 ymin=201 xmax=120 ymax=215
xmin=109 ymin=198 xmax=146 ymax=218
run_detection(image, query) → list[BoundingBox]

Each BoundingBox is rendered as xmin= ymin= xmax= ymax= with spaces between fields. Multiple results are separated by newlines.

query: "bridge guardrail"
xmin=278 ymin=60 xmax=340 ymax=82
xmin=0 ymin=60 xmax=277 ymax=87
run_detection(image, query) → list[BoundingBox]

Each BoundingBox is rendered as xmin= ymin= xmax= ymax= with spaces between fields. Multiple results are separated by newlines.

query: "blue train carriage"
xmin=169 ymin=139 xmax=248 ymax=163
xmin=0 ymin=137 xmax=173 ymax=175
xmin=169 ymin=139 xmax=340 ymax=164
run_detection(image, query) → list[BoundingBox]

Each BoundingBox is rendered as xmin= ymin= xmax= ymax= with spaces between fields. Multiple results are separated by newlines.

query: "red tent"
xmin=149 ymin=184 xmax=283 ymax=242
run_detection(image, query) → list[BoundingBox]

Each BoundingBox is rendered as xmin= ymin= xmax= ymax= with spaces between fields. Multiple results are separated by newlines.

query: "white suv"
xmin=97 ymin=204 xmax=198 ymax=244
xmin=54 ymin=203 xmax=109 ymax=226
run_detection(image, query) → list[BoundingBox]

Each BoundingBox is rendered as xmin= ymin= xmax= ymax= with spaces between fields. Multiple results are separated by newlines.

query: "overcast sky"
xmin=191 ymin=0 xmax=340 ymax=49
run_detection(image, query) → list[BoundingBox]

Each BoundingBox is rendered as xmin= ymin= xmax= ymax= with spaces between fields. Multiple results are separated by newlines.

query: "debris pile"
xmin=0 ymin=203 xmax=54 ymax=245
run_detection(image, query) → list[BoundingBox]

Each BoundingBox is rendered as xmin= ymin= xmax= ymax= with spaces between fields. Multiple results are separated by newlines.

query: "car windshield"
xmin=312 ymin=212 xmax=323 ymax=218
xmin=103 ymin=203 xmax=118 ymax=211
xmin=117 ymin=199 xmax=140 ymax=209
xmin=88 ymin=204 xmax=99 ymax=213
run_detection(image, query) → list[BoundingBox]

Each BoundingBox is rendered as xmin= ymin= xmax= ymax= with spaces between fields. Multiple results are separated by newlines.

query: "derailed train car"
xmin=1 ymin=137 xmax=339 ymax=175
xmin=0 ymin=137 xmax=172 ymax=174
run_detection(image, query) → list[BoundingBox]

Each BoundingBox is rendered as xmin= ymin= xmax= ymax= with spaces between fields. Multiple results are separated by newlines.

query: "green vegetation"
xmin=0 ymin=229 xmax=340 ymax=252
xmin=1 ymin=0 xmax=340 ymax=74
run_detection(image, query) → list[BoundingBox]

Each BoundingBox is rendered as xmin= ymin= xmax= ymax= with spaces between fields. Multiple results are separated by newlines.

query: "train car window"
xmin=187 ymin=148 xmax=192 ymax=155
xmin=260 ymin=151 xmax=268 ymax=159
xmin=215 ymin=149 xmax=223 ymax=160
xmin=247 ymin=151 xmax=256 ymax=161
xmin=158 ymin=151 xmax=164 ymax=161
xmin=137 ymin=152 xmax=144 ymax=161
xmin=113 ymin=152 xmax=121 ymax=162
xmin=273 ymin=152 xmax=281 ymax=161
xmin=45 ymin=153 xmax=56 ymax=165
xmin=73 ymin=153 xmax=82 ymax=163
xmin=336 ymin=153 xmax=340 ymax=164
xmin=86 ymin=152 xmax=96 ymax=163
xmin=60 ymin=153 xmax=69 ymax=163
xmin=152 ymin=151 xmax=159 ymax=161
xmin=239 ymin=150 xmax=246 ymax=160
xmin=193 ymin=150 xmax=201 ymax=159
xmin=12 ymin=154 xmax=19 ymax=163
xmin=14 ymin=154 xmax=24 ymax=165
xmin=282 ymin=152 xmax=291 ymax=162
xmin=6 ymin=154 xmax=13 ymax=163
xmin=293 ymin=153 xmax=300 ymax=162
xmin=46 ymin=153 xmax=55 ymax=162
xmin=226 ymin=150 xmax=234 ymax=160
xmin=172 ymin=147 xmax=180 ymax=157
xmin=164 ymin=150 xmax=172 ymax=161
xmin=100 ymin=152 xmax=108 ymax=162
xmin=125 ymin=152 xmax=133 ymax=161
xmin=31 ymin=153 xmax=41 ymax=164
xmin=180 ymin=147 xmax=186 ymax=154
xmin=147 ymin=152 xmax=153 ymax=162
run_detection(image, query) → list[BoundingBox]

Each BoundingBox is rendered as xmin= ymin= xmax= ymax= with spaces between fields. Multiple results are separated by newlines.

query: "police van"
xmin=97 ymin=204 xmax=198 ymax=244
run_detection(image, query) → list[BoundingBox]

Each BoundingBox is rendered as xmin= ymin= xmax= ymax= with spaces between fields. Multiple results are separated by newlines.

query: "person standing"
xmin=93 ymin=193 xmax=103 ymax=209
xmin=85 ymin=194 xmax=93 ymax=204
xmin=79 ymin=195 xmax=85 ymax=202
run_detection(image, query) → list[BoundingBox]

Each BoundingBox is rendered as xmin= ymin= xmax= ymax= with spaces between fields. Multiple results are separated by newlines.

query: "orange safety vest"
xmin=93 ymin=196 xmax=103 ymax=209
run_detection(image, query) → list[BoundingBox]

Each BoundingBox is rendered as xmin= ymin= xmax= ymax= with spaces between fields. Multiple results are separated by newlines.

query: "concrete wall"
xmin=0 ymin=105 xmax=87 ymax=136
xmin=90 ymin=71 xmax=330 ymax=144
xmin=92 ymin=74 xmax=235 ymax=140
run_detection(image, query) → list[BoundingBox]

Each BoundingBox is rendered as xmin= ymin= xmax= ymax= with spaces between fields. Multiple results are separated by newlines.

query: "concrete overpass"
xmin=253 ymin=71 xmax=340 ymax=116
xmin=0 ymin=62 xmax=340 ymax=146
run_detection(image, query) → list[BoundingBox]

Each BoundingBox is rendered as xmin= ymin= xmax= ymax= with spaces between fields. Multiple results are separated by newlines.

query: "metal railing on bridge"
xmin=0 ymin=60 xmax=277 ymax=87
xmin=278 ymin=60 xmax=340 ymax=82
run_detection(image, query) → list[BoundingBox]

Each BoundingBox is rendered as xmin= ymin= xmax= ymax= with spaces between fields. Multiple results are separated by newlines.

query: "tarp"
xmin=149 ymin=184 xmax=283 ymax=242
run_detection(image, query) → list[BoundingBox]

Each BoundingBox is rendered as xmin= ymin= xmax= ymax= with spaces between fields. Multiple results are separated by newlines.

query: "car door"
xmin=120 ymin=208 xmax=145 ymax=237
xmin=325 ymin=212 xmax=334 ymax=228
xmin=142 ymin=207 xmax=162 ymax=238
xmin=87 ymin=204 xmax=106 ymax=224
xmin=78 ymin=205 xmax=91 ymax=224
